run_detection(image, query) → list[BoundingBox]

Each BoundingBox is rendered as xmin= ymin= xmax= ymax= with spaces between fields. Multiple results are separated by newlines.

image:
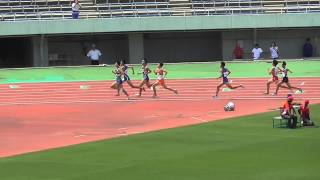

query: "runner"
xmin=110 ymin=61 xmax=129 ymax=99
xmin=120 ymin=60 xmax=141 ymax=90
xmin=265 ymin=59 xmax=281 ymax=95
xmin=213 ymin=61 xmax=243 ymax=98
xmin=151 ymin=63 xmax=178 ymax=98
xmin=137 ymin=60 xmax=152 ymax=97
xmin=274 ymin=61 xmax=303 ymax=95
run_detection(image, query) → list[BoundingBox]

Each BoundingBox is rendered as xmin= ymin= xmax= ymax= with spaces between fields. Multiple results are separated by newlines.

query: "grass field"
xmin=1 ymin=60 xmax=320 ymax=84
xmin=0 ymin=105 xmax=319 ymax=180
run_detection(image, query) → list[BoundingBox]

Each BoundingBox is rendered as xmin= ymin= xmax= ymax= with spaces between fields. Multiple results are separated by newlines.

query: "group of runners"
xmin=110 ymin=60 xmax=178 ymax=99
xmin=110 ymin=59 xmax=303 ymax=99
xmin=213 ymin=59 xmax=303 ymax=97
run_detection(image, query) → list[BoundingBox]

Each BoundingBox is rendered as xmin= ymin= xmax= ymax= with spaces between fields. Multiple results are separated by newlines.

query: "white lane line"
xmin=0 ymin=94 xmax=318 ymax=101
xmin=208 ymin=110 xmax=220 ymax=114
xmin=117 ymin=128 xmax=128 ymax=136
xmin=192 ymin=116 xmax=208 ymax=122
xmin=0 ymin=95 xmax=319 ymax=106
xmin=0 ymin=78 xmax=318 ymax=88
xmin=73 ymin=134 xmax=87 ymax=138
xmin=1 ymin=81 xmax=318 ymax=88
xmin=143 ymin=115 xmax=160 ymax=119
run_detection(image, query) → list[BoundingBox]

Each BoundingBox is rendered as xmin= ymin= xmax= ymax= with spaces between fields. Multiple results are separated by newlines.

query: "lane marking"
xmin=80 ymin=85 xmax=90 ymax=90
xmin=0 ymin=96 xmax=320 ymax=106
xmin=208 ymin=110 xmax=220 ymax=114
xmin=144 ymin=115 xmax=160 ymax=119
xmin=73 ymin=134 xmax=87 ymax=138
xmin=9 ymin=85 xmax=19 ymax=89
xmin=192 ymin=116 xmax=208 ymax=122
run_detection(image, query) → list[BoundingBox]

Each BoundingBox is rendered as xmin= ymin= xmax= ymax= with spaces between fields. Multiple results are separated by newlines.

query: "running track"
xmin=0 ymin=78 xmax=319 ymax=157
xmin=0 ymin=78 xmax=319 ymax=105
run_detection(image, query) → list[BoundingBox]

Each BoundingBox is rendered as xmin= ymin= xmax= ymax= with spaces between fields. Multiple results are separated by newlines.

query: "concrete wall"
xmin=129 ymin=33 xmax=144 ymax=64
xmin=2 ymin=13 xmax=320 ymax=36
xmin=144 ymin=31 xmax=222 ymax=62
xmin=222 ymin=29 xmax=320 ymax=60
xmin=8 ymin=28 xmax=318 ymax=67
xmin=46 ymin=32 xmax=222 ymax=65
xmin=32 ymin=35 xmax=48 ymax=67
xmin=48 ymin=34 xmax=129 ymax=65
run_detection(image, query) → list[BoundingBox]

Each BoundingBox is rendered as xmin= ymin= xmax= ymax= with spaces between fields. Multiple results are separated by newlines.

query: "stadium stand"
xmin=0 ymin=0 xmax=320 ymax=21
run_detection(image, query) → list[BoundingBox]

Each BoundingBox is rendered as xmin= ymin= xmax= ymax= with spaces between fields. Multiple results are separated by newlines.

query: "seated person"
xmin=299 ymin=100 xmax=315 ymax=126
xmin=280 ymin=95 xmax=298 ymax=128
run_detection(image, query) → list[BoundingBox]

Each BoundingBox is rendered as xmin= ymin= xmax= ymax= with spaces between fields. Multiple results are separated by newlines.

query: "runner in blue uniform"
xmin=110 ymin=61 xmax=129 ymax=99
xmin=213 ymin=61 xmax=244 ymax=98
xmin=137 ymin=60 xmax=152 ymax=97
xmin=120 ymin=60 xmax=141 ymax=90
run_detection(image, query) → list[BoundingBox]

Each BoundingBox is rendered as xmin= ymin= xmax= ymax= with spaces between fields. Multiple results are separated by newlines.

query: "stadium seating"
xmin=1 ymin=0 xmax=320 ymax=21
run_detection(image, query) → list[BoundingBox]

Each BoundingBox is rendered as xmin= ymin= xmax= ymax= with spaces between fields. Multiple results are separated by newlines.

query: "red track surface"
xmin=0 ymin=78 xmax=319 ymax=157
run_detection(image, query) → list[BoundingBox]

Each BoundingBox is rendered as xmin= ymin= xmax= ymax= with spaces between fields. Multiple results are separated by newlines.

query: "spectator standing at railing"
xmin=72 ymin=0 xmax=81 ymax=19
xmin=232 ymin=43 xmax=244 ymax=59
xmin=87 ymin=44 xmax=102 ymax=65
xmin=303 ymin=38 xmax=313 ymax=58
xmin=252 ymin=43 xmax=263 ymax=61
xmin=269 ymin=42 xmax=279 ymax=60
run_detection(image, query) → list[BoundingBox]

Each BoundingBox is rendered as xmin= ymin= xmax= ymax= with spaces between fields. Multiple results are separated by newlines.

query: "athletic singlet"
xmin=221 ymin=68 xmax=229 ymax=83
xmin=115 ymin=68 xmax=122 ymax=78
xmin=157 ymin=69 xmax=165 ymax=80
xmin=123 ymin=65 xmax=129 ymax=75
xmin=282 ymin=68 xmax=288 ymax=78
xmin=142 ymin=66 xmax=149 ymax=80
xmin=271 ymin=66 xmax=279 ymax=78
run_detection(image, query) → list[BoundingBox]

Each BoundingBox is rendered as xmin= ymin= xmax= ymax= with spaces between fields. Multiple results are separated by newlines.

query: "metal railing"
xmin=0 ymin=0 xmax=320 ymax=21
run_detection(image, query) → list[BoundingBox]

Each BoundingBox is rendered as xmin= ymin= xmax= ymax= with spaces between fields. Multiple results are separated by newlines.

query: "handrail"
xmin=1 ymin=0 xmax=320 ymax=21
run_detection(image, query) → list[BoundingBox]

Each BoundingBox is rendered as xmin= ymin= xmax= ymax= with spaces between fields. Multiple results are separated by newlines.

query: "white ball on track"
xmin=224 ymin=102 xmax=235 ymax=111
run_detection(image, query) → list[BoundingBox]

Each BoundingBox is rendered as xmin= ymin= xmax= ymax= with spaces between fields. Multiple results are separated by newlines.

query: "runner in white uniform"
xmin=274 ymin=61 xmax=303 ymax=95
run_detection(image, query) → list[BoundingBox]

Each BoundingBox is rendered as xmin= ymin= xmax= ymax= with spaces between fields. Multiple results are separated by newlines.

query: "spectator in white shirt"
xmin=87 ymin=44 xmax=102 ymax=65
xmin=252 ymin=44 xmax=263 ymax=61
xmin=72 ymin=0 xmax=81 ymax=19
xmin=270 ymin=42 xmax=279 ymax=60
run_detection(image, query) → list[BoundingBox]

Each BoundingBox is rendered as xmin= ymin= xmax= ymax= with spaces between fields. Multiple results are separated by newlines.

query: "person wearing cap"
xmin=299 ymin=100 xmax=315 ymax=126
xmin=281 ymin=95 xmax=298 ymax=128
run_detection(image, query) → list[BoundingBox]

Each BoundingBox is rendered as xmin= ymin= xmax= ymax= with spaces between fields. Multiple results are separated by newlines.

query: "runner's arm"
xmin=163 ymin=69 xmax=168 ymax=78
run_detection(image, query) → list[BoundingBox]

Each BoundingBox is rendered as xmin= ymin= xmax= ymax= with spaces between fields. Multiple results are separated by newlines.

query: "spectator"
xmin=281 ymin=95 xmax=297 ymax=128
xmin=303 ymin=38 xmax=313 ymax=58
xmin=72 ymin=0 xmax=81 ymax=19
xmin=251 ymin=44 xmax=263 ymax=61
xmin=299 ymin=100 xmax=315 ymax=126
xmin=87 ymin=44 xmax=102 ymax=65
xmin=232 ymin=43 xmax=244 ymax=59
xmin=269 ymin=42 xmax=279 ymax=60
